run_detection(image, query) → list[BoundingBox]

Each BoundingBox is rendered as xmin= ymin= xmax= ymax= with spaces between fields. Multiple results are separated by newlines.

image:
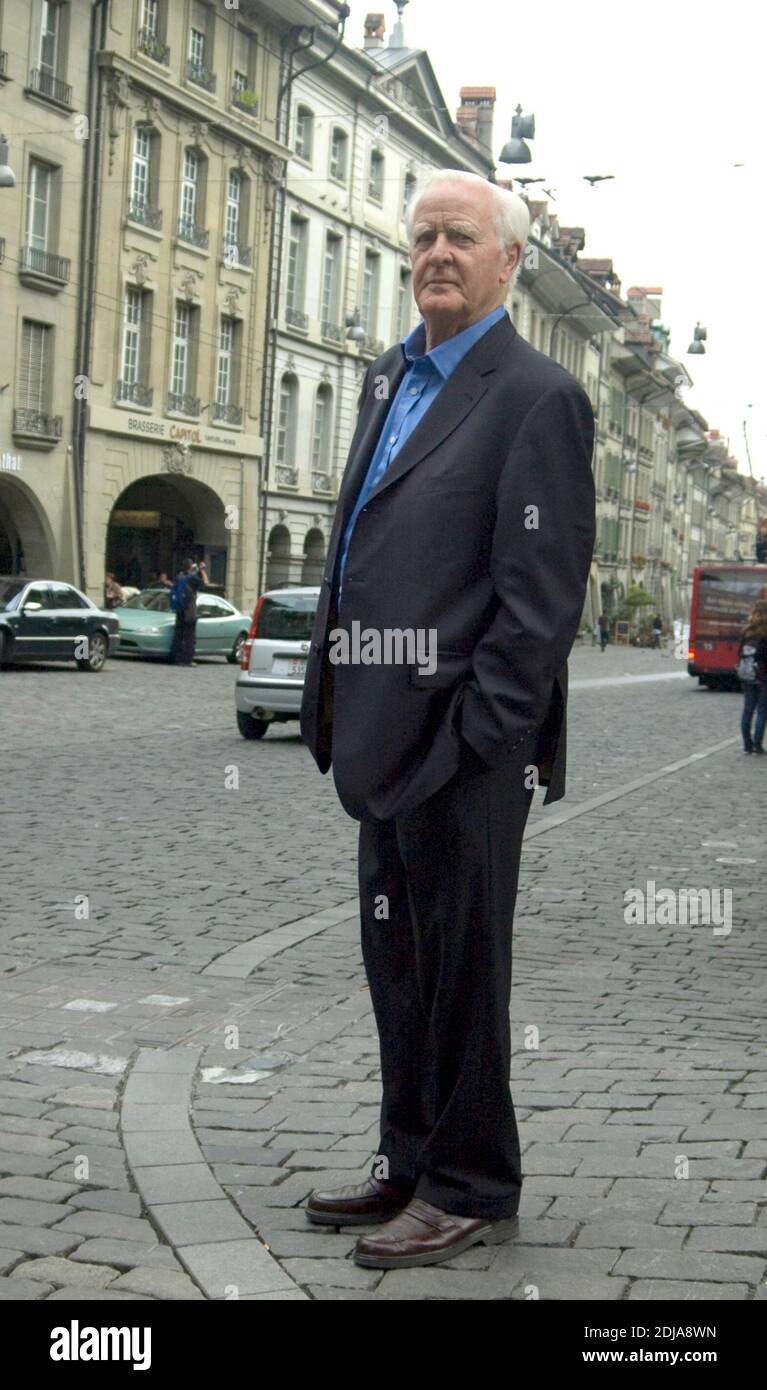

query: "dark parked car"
xmin=0 ymin=578 xmax=119 ymax=672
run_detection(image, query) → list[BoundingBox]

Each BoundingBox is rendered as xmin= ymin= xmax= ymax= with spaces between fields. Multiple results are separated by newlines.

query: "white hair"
xmin=404 ymin=169 xmax=530 ymax=287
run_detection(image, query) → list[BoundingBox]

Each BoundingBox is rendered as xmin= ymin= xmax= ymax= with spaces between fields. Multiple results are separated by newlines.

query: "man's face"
xmin=410 ymin=182 xmax=519 ymax=335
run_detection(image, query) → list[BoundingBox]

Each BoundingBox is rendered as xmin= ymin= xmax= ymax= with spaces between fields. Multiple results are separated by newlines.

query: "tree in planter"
xmin=619 ymin=583 xmax=655 ymax=643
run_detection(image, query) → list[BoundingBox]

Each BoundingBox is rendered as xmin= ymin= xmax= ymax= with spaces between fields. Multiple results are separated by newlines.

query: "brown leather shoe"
xmin=306 ymin=1176 xmax=414 ymax=1227
xmin=353 ymin=1197 xmax=519 ymax=1267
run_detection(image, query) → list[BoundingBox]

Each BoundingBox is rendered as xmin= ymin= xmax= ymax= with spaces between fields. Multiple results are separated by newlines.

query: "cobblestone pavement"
xmin=0 ymin=642 xmax=764 ymax=1300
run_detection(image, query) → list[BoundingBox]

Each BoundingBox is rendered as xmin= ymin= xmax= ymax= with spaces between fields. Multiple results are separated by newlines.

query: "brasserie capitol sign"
xmin=88 ymin=405 xmax=263 ymax=457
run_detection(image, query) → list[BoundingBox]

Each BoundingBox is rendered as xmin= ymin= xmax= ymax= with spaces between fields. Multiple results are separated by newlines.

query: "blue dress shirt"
xmin=337 ymin=304 xmax=506 ymax=589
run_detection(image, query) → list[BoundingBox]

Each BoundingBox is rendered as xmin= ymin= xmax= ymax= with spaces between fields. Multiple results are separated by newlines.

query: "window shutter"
xmin=21 ymin=322 xmax=48 ymax=411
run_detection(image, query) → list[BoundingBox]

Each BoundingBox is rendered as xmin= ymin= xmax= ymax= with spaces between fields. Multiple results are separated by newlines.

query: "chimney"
xmin=364 ymin=13 xmax=386 ymax=48
xmin=456 ymin=87 xmax=496 ymax=154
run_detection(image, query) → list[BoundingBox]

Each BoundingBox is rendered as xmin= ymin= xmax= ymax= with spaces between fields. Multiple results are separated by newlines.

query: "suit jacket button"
xmin=312 ymin=642 xmax=321 ymax=653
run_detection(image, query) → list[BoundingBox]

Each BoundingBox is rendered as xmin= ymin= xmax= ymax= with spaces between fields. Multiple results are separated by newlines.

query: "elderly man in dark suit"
xmin=300 ymin=170 xmax=596 ymax=1269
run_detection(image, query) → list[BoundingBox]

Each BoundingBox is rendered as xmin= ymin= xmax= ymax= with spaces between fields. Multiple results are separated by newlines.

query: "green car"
xmin=116 ymin=588 xmax=248 ymax=663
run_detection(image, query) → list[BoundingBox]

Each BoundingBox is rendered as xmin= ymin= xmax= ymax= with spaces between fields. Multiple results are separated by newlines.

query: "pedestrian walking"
xmin=651 ymin=614 xmax=663 ymax=649
xmin=169 ymin=559 xmax=208 ymax=665
xmin=301 ymin=169 xmax=595 ymax=1268
xmin=737 ymin=600 xmax=767 ymax=754
xmin=598 ymin=612 xmax=610 ymax=651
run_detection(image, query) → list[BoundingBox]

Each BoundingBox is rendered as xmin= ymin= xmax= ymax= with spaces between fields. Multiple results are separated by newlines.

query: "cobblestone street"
xmin=0 ymin=643 xmax=765 ymax=1301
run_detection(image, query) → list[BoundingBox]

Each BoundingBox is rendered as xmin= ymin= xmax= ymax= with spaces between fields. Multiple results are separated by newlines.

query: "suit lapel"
xmin=369 ymin=313 xmax=516 ymax=501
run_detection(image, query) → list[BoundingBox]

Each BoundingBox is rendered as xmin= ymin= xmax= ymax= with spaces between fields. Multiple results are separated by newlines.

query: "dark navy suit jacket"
xmin=300 ymin=311 xmax=596 ymax=822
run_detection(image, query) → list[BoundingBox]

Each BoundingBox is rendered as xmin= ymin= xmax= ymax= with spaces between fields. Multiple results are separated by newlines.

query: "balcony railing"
xmin=28 ymin=67 xmax=72 ymax=106
xmin=167 ymin=391 xmax=200 ymax=417
xmin=276 ymin=465 xmax=298 ymax=487
xmin=222 ymin=241 xmax=252 ymax=269
xmin=212 ymin=401 xmax=242 ymax=426
xmin=177 ymin=218 xmax=209 ymax=250
xmin=321 ymin=320 xmax=344 ymax=343
xmin=13 ymin=408 xmax=63 ymax=442
xmin=285 ymin=307 xmax=308 ymax=331
xmin=19 ymin=244 xmax=71 ymax=286
xmin=127 ymin=198 xmax=162 ymax=231
xmin=312 ymin=471 xmax=333 ymax=494
xmin=116 ymin=380 xmax=153 ymax=408
xmin=187 ymin=60 xmax=216 ymax=93
xmin=231 ymin=83 xmax=259 ymax=115
xmin=361 ymin=334 xmax=385 ymax=355
xmin=137 ymin=27 xmax=170 ymax=65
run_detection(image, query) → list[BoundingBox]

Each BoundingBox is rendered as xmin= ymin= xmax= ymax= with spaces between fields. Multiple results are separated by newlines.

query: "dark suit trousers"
xmin=358 ymin=729 xmax=538 ymax=1220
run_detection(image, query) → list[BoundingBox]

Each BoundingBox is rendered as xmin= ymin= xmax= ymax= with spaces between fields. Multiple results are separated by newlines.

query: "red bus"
xmin=688 ymin=563 xmax=767 ymax=687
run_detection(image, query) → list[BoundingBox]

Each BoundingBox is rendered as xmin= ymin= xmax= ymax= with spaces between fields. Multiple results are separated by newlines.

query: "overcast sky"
xmin=344 ymin=0 xmax=766 ymax=480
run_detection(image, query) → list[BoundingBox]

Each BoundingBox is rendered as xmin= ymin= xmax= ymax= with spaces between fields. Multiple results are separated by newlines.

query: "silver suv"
xmin=235 ymin=586 xmax=319 ymax=739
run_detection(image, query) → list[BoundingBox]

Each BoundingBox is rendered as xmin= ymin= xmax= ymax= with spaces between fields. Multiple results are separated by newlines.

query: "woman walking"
xmin=737 ymin=600 xmax=767 ymax=754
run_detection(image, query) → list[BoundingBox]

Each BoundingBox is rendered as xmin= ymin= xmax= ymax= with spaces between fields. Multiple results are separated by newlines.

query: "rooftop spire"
xmin=390 ymin=0 xmax=409 ymax=47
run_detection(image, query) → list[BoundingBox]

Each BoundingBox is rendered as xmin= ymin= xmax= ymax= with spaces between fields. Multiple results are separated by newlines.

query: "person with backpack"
xmin=169 ymin=558 xmax=208 ymax=665
xmin=737 ymin=599 xmax=767 ymax=754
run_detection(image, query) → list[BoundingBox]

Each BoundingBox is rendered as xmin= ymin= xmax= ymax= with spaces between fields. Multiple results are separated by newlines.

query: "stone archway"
xmin=105 ymin=473 xmax=228 ymax=590
xmin=0 ymin=473 xmax=56 ymax=577
xmin=301 ymin=527 xmax=325 ymax=585
xmin=266 ymin=523 xmax=292 ymax=589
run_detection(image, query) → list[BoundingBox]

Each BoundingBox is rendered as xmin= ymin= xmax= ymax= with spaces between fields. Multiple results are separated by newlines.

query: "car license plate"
xmin=273 ymin=657 xmax=307 ymax=677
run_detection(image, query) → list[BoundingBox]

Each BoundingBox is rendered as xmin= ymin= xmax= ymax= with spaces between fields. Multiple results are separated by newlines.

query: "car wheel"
xmin=237 ymin=710 xmax=269 ymax=740
xmin=228 ymin=632 xmax=247 ymax=665
xmin=76 ymin=631 xmax=108 ymax=672
xmin=0 ymin=630 xmax=9 ymax=670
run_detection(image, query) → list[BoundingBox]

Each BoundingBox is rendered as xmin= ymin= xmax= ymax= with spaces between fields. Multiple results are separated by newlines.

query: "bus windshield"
xmin=696 ymin=569 xmax=767 ymax=641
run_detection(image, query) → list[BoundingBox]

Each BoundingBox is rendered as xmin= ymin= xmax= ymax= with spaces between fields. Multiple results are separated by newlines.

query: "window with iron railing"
xmin=276 ymin=375 xmax=298 ymax=465
xmin=311 ymin=385 xmax=333 ymax=472
xmin=286 ymin=217 xmax=307 ymax=317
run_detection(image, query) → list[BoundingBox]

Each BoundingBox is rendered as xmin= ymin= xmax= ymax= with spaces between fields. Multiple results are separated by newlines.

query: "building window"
xmin=26 ymin=159 xmax=53 ymax=252
xmin=286 ymin=216 xmax=307 ymax=315
xmin=171 ymin=301 xmax=191 ymax=397
xmin=20 ymin=320 xmax=52 ymax=411
xmin=311 ymin=384 xmax=333 ymax=471
xmin=180 ymin=148 xmax=200 ymax=235
xmin=30 ymin=1 xmax=71 ymax=103
xmin=216 ymin=315 xmax=236 ymax=407
xmin=39 ymin=0 xmax=61 ymax=77
xmin=276 ymin=374 xmax=298 ymax=463
xmin=121 ymin=287 xmax=143 ymax=385
xmin=368 ymin=148 xmax=384 ymax=202
xmin=362 ymin=251 xmax=380 ymax=336
xmin=224 ymin=170 xmax=240 ymax=251
xmin=131 ymin=126 xmax=151 ymax=213
xmin=189 ymin=26 xmax=205 ymax=69
xmin=141 ymin=0 xmax=159 ymax=35
xmin=398 ymin=267 xmax=412 ymax=339
xmin=231 ymin=24 xmax=256 ymax=101
xmin=187 ymin=1 xmax=214 ymax=89
xmin=295 ymin=106 xmax=314 ymax=162
xmin=402 ymin=171 xmax=416 ymax=220
xmin=321 ymin=233 xmax=342 ymax=327
xmin=329 ymin=127 xmax=348 ymax=181
xmin=137 ymin=0 xmax=169 ymax=64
